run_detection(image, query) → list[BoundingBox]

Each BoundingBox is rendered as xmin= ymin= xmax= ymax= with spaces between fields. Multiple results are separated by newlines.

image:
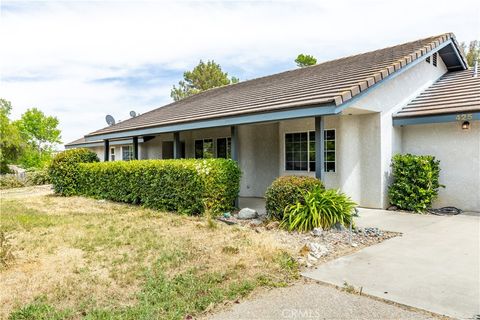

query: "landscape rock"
xmin=311 ymin=227 xmax=323 ymax=237
xmin=387 ymin=205 xmax=398 ymax=211
xmin=237 ymin=208 xmax=258 ymax=220
xmin=307 ymin=253 xmax=319 ymax=262
xmin=333 ymin=222 xmax=346 ymax=231
xmin=265 ymin=221 xmax=280 ymax=230
xmin=249 ymin=219 xmax=263 ymax=226
xmin=307 ymin=242 xmax=329 ymax=258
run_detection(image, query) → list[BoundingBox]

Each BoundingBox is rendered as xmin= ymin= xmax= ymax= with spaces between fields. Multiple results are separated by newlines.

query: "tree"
xmin=0 ymin=99 xmax=24 ymax=173
xmin=14 ymin=108 xmax=62 ymax=168
xmin=170 ymin=60 xmax=239 ymax=101
xmin=295 ymin=54 xmax=317 ymax=67
xmin=460 ymin=40 xmax=479 ymax=67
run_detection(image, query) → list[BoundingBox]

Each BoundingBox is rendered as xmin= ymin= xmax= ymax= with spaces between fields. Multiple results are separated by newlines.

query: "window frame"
xmin=216 ymin=137 xmax=232 ymax=159
xmin=323 ymin=129 xmax=336 ymax=173
xmin=194 ymin=138 xmax=214 ymax=159
xmin=121 ymin=145 xmax=134 ymax=161
xmin=284 ymin=129 xmax=336 ymax=173
xmin=110 ymin=147 xmax=115 ymax=161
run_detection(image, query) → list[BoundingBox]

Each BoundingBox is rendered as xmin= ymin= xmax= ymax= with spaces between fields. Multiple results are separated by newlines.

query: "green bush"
xmin=388 ymin=154 xmax=444 ymax=213
xmin=26 ymin=169 xmax=50 ymax=185
xmin=48 ymin=148 xmax=99 ymax=196
xmin=280 ymin=187 xmax=356 ymax=232
xmin=265 ymin=176 xmax=324 ymax=220
xmin=50 ymin=154 xmax=241 ymax=215
xmin=0 ymin=175 xmax=25 ymax=190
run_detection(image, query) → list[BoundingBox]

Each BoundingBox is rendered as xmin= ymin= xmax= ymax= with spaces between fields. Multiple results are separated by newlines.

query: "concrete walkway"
xmin=303 ymin=209 xmax=480 ymax=319
xmin=209 ymin=282 xmax=435 ymax=320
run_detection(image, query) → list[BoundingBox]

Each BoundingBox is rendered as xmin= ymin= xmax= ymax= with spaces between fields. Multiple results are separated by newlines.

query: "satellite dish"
xmin=105 ymin=114 xmax=115 ymax=126
xmin=129 ymin=110 xmax=137 ymax=118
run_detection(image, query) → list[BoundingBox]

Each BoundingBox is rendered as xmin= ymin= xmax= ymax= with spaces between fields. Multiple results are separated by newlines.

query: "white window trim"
xmin=283 ymin=129 xmax=336 ymax=173
xmin=110 ymin=147 xmax=115 ymax=161
xmin=323 ymin=129 xmax=336 ymax=173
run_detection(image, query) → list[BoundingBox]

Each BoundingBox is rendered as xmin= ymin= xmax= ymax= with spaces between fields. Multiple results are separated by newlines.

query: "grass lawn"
xmin=0 ymin=186 xmax=298 ymax=320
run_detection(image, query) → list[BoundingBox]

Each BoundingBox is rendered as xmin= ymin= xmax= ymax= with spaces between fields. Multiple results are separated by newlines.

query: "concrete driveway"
xmin=303 ymin=209 xmax=480 ymax=319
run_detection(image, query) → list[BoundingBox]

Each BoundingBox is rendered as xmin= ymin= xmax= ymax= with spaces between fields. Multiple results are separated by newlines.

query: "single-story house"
xmin=66 ymin=33 xmax=480 ymax=212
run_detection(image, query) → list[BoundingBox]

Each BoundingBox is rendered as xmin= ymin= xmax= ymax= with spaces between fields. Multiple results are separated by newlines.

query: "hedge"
xmin=388 ymin=153 xmax=444 ymax=213
xmin=48 ymin=148 xmax=100 ymax=195
xmin=49 ymin=150 xmax=241 ymax=215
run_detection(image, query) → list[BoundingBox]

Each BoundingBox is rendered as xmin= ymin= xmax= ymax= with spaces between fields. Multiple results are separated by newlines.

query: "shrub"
xmin=265 ymin=176 xmax=324 ymax=220
xmin=388 ymin=154 xmax=444 ymax=213
xmin=280 ymin=187 xmax=356 ymax=232
xmin=50 ymin=156 xmax=241 ymax=215
xmin=26 ymin=169 xmax=50 ymax=185
xmin=0 ymin=175 xmax=25 ymax=189
xmin=48 ymin=148 xmax=99 ymax=196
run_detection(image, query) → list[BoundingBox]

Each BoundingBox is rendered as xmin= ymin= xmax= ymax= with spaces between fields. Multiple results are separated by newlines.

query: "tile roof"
xmin=65 ymin=137 xmax=88 ymax=146
xmin=394 ymin=68 xmax=480 ymax=118
xmin=86 ymin=33 xmax=465 ymax=138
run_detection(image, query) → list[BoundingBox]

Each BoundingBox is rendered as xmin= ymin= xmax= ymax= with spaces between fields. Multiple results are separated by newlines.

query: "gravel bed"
xmin=218 ymin=216 xmax=400 ymax=269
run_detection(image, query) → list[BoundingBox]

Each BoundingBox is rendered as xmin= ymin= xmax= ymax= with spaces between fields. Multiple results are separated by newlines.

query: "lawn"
xmin=0 ymin=186 xmax=298 ymax=320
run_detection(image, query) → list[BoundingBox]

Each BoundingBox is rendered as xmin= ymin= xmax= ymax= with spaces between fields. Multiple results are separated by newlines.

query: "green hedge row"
xmin=49 ymin=149 xmax=241 ymax=215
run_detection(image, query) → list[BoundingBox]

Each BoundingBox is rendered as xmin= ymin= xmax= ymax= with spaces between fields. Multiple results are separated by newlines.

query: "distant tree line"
xmin=0 ymin=98 xmax=61 ymax=173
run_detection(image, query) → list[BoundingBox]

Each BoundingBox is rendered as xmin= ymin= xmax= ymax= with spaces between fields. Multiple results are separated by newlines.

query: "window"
xmin=110 ymin=147 xmax=115 ymax=161
xmin=432 ymin=52 xmax=437 ymax=67
xmin=195 ymin=139 xmax=214 ymax=159
xmin=426 ymin=55 xmax=431 ymax=64
xmin=216 ymin=137 xmax=231 ymax=158
xmin=285 ymin=129 xmax=336 ymax=173
xmin=122 ymin=145 xmax=134 ymax=161
xmin=285 ymin=132 xmax=308 ymax=171
xmin=324 ymin=130 xmax=336 ymax=172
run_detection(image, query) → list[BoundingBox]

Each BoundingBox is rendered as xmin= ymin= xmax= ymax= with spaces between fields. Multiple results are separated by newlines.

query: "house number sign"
xmin=456 ymin=114 xmax=473 ymax=121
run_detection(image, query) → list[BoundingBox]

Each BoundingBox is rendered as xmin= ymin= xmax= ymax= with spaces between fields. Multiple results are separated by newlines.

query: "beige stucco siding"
xmin=401 ymin=121 xmax=480 ymax=212
xmin=344 ymin=55 xmax=449 ymax=208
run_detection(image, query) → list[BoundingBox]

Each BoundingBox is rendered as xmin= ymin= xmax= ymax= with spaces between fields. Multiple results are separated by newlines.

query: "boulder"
xmin=307 ymin=242 xmax=329 ymax=258
xmin=311 ymin=227 xmax=323 ymax=237
xmin=237 ymin=208 xmax=258 ymax=220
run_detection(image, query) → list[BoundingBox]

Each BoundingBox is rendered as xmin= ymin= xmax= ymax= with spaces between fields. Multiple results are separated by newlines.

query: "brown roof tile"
xmin=86 ymin=33 xmax=463 ymax=137
xmin=394 ymin=68 xmax=480 ymax=118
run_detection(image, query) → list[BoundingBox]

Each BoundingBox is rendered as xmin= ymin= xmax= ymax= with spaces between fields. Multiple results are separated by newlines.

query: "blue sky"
xmin=1 ymin=0 xmax=479 ymax=146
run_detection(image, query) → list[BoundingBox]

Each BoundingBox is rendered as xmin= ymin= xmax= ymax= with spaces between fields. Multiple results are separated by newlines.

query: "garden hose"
xmin=427 ymin=207 xmax=462 ymax=216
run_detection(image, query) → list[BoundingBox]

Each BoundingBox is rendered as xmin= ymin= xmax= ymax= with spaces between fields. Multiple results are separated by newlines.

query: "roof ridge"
xmin=334 ymin=33 xmax=461 ymax=106
xmin=85 ymin=33 xmax=466 ymax=138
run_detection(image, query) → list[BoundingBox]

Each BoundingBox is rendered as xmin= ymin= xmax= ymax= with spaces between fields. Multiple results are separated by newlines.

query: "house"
xmin=66 ymin=33 xmax=480 ymax=212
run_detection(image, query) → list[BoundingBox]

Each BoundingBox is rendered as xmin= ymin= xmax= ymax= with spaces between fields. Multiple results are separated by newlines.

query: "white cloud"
xmin=1 ymin=0 xmax=479 ymax=146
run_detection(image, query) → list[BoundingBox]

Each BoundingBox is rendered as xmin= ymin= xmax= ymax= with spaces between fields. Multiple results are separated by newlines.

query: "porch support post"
xmin=173 ymin=132 xmax=181 ymax=159
xmin=315 ymin=116 xmax=325 ymax=181
xmin=133 ymin=136 xmax=139 ymax=160
xmin=230 ymin=126 xmax=238 ymax=162
xmin=104 ymin=139 xmax=110 ymax=162
xmin=230 ymin=125 xmax=239 ymax=208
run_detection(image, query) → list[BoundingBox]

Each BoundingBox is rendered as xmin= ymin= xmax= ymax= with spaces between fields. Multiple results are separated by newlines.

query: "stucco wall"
xmin=238 ymin=123 xmax=279 ymax=197
xmin=401 ymin=121 xmax=480 ymax=212
xmin=345 ymin=55 xmax=449 ymax=208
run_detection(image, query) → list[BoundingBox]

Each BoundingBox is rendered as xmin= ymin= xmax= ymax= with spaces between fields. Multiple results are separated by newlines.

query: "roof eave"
xmin=84 ymin=103 xmax=338 ymax=142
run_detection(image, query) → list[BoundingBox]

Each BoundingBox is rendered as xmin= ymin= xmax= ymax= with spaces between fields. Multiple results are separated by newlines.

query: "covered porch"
xmin=82 ymin=111 xmax=384 ymax=208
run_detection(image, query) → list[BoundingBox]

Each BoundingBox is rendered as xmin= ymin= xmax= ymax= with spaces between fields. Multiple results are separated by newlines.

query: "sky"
xmin=1 ymin=0 xmax=479 ymax=147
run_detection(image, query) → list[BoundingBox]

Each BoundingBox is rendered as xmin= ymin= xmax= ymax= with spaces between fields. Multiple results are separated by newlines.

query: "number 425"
xmin=456 ymin=114 xmax=473 ymax=121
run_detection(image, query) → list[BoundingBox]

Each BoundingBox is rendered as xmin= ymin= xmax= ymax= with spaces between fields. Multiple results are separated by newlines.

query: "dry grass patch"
xmin=0 ymin=186 xmax=297 ymax=319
